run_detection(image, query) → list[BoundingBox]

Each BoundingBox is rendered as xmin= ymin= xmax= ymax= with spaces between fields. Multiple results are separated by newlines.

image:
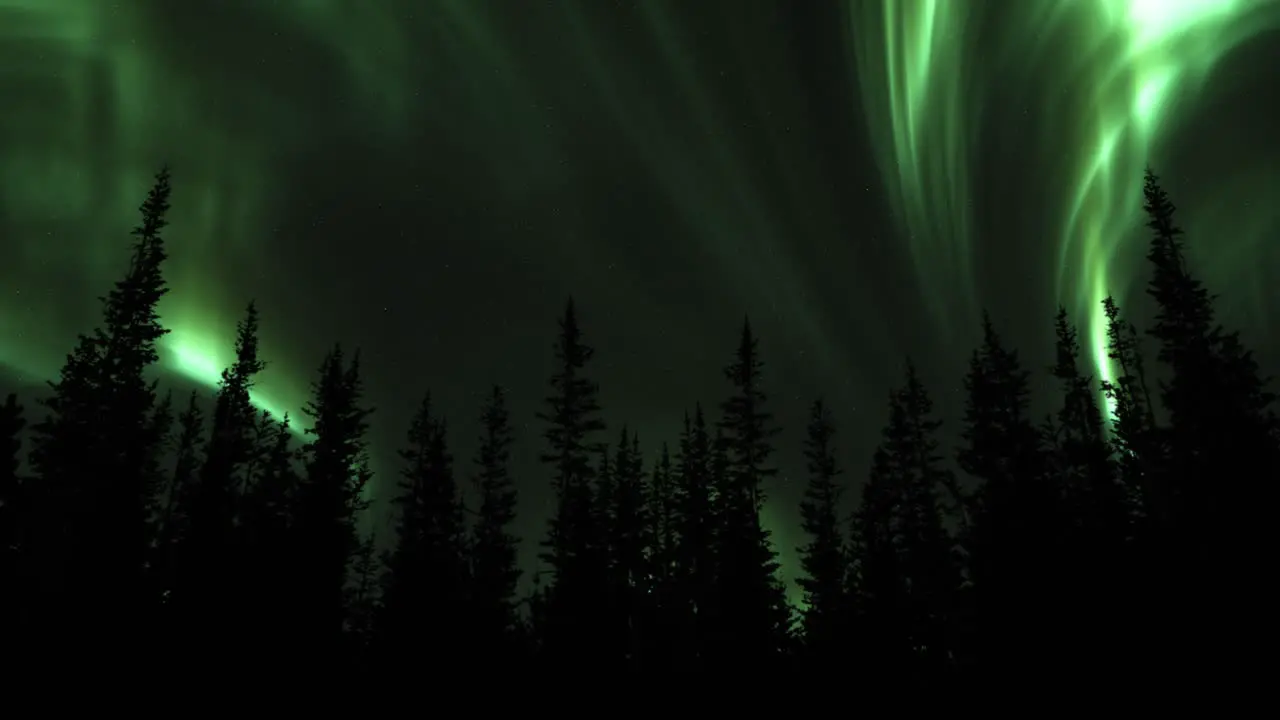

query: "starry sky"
xmin=2 ymin=0 xmax=1278 ymax=598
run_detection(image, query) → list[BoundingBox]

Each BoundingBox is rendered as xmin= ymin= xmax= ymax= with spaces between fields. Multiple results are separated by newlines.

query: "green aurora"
xmin=2 ymin=1 xmax=1277 ymax=605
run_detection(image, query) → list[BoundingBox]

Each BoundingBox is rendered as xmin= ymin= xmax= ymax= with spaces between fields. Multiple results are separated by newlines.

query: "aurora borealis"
xmin=2 ymin=0 xmax=1278 ymax=599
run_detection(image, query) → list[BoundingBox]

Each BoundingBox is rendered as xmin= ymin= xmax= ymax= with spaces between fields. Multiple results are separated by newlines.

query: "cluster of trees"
xmin=1 ymin=167 xmax=1274 ymax=683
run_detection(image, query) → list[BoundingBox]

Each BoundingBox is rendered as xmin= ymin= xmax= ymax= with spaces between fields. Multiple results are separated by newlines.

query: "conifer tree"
xmin=853 ymin=364 xmax=959 ymax=683
xmin=0 ymin=394 xmax=24 ymax=554
xmin=535 ymin=297 xmax=608 ymax=668
xmin=1048 ymin=308 xmax=1130 ymax=666
xmin=379 ymin=393 xmax=468 ymax=664
xmin=672 ymin=405 xmax=715 ymax=668
xmin=646 ymin=443 xmax=678 ymax=664
xmin=293 ymin=345 xmax=374 ymax=666
xmin=648 ymin=443 xmax=676 ymax=592
xmin=1138 ymin=169 xmax=1278 ymax=668
xmin=711 ymin=317 xmax=790 ymax=669
xmin=26 ymin=167 xmax=174 ymax=648
xmin=164 ymin=302 xmax=268 ymax=656
xmin=893 ymin=363 xmax=959 ymax=682
xmin=0 ymin=394 xmax=26 ymax=627
xmin=470 ymin=385 xmax=521 ymax=662
xmin=239 ymin=412 xmax=298 ymax=660
xmin=796 ymin=398 xmax=846 ymax=663
xmin=957 ymin=316 xmax=1060 ymax=679
xmin=606 ymin=427 xmax=650 ymax=665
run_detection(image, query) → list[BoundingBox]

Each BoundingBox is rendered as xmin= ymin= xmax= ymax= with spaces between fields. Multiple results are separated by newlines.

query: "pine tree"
xmin=1048 ymin=308 xmax=1131 ymax=667
xmin=672 ymin=405 xmax=715 ymax=669
xmin=893 ymin=363 xmax=959 ymax=683
xmin=1138 ymin=169 xmax=1279 ymax=668
xmin=0 ymin=394 xmax=24 ymax=554
xmin=239 ymin=412 xmax=298 ymax=661
xmin=470 ymin=385 xmax=522 ymax=663
xmin=605 ymin=427 xmax=650 ymax=665
xmin=853 ymin=365 xmax=958 ymax=684
xmin=646 ymin=442 xmax=678 ymax=665
xmin=0 ymin=394 xmax=26 ymax=628
xmin=648 ymin=443 xmax=676 ymax=593
xmin=26 ymin=167 xmax=174 ymax=651
xmin=535 ymin=297 xmax=608 ymax=669
xmin=796 ymin=398 xmax=846 ymax=664
xmin=957 ymin=315 xmax=1060 ymax=680
xmin=294 ymin=345 xmax=374 ymax=667
xmin=379 ymin=393 xmax=468 ymax=666
xmin=711 ymin=317 xmax=790 ymax=670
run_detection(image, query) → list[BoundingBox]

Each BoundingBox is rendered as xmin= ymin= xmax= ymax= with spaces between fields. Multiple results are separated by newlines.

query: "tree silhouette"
xmin=1138 ymin=169 xmax=1279 ymax=670
xmin=293 ymin=345 xmax=373 ymax=668
xmin=957 ymin=316 xmax=1062 ymax=682
xmin=379 ymin=393 xmax=469 ymax=666
xmin=470 ymin=385 xmax=522 ymax=664
xmin=711 ymin=317 xmax=790 ymax=670
xmin=671 ymin=404 xmax=715 ymax=669
xmin=174 ymin=301 xmax=267 ymax=655
xmin=603 ymin=426 xmax=650 ymax=666
xmin=0 ymin=394 xmax=26 ymax=632
xmin=26 ymin=167 xmax=174 ymax=654
xmin=795 ymin=398 xmax=846 ymax=665
xmin=853 ymin=362 xmax=958 ymax=685
xmin=535 ymin=297 xmax=608 ymax=669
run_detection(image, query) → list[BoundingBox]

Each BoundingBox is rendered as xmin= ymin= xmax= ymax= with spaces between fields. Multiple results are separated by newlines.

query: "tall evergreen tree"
xmin=796 ymin=398 xmax=846 ymax=664
xmin=470 ymin=385 xmax=522 ymax=663
xmin=535 ymin=297 xmax=608 ymax=669
xmin=1138 ymin=169 xmax=1279 ymax=668
xmin=0 ymin=394 xmax=26 ymax=627
xmin=853 ymin=364 xmax=959 ymax=685
xmin=293 ymin=345 xmax=374 ymax=667
xmin=239 ymin=411 xmax=298 ymax=661
xmin=379 ymin=394 xmax=469 ymax=665
xmin=672 ymin=405 xmax=715 ymax=669
xmin=711 ymin=317 xmax=790 ymax=669
xmin=605 ymin=427 xmax=650 ymax=665
xmin=957 ymin=315 xmax=1061 ymax=681
xmin=1048 ymin=308 xmax=1131 ymax=667
xmin=175 ymin=302 xmax=267 ymax=652
xmin=26 ymin=167 xmax=174 ymax=652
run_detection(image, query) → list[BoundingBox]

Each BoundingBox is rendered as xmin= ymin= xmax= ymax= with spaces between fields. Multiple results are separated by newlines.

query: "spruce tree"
xmin=646 ymin=443 xmax=677 ymax=665
xmin=893 ymin=363 xmax=959 ymax=682
xmin=0 ymin=394 xmax=26 ymax=628
xmin=240 ymin=412 xmax=298 ymax=660
xmin=379 ymin=394 xmax=468 ymax=665
xmin=470 ymin=385 xmax=522 ymax=663
xmin=1049 ymin=308 xmax=1130 ymax=667
xmin=606 ymin=427 xmax=650 ymax=666
xmin=957 ymin=315 xmax=1060 ymax=680
xmin=712 ymin=317 xmax=790 ymax=670
xmin=672 ymin=405 xmax=715 ymax=669
xmin=796 ymin=398 xmax=846 ymax=664
xmin=1138 ymin=169 xmax=1279 ymax=668
xmin=850 ymin=364 xmax=959 ymax=686
xmin=535 ymin=297 xmax=607 ymax=669
xmin=0 ymin=394 xmax=24 ymax=555
xmin=26 ymin=167 xmax=174 ymax=650
xmin=294 ymin=345 xmax=374 ymax=667
xmin=176 ymin=302 xmax=267 ymax=651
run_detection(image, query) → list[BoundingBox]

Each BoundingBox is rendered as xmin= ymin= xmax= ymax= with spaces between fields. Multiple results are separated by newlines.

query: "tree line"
xmin=1 ymin=167 xmax=1274 ymax=685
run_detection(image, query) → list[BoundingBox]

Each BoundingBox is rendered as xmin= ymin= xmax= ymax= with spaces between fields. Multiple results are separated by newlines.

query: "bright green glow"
xmin=0 ymin=0 xmax=306 ymax=427
xmin=850 ymin=0 xmax=1280 ymax=406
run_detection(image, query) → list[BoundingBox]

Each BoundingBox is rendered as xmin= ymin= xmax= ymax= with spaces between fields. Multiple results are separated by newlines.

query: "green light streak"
xmin=849 ymin=0 xmax=1280 ymax=409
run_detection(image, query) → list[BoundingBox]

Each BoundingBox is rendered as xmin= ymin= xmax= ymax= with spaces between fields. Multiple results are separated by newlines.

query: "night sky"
xmin=3 ymin=0 xmax=1278 ymax=600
